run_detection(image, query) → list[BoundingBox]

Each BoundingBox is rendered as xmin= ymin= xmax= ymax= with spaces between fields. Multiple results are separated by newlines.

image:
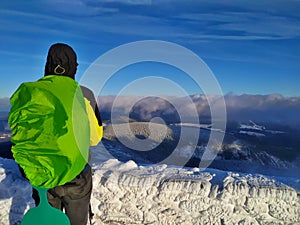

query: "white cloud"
xmin=176 ymin=11 xmax=300 ymax=40
xmin=91 ymin=0 xmax=152 ymax=5
xmin=0 ymin=98 xmax=10 ymax=112
xmin=3 ymin=1 xmax=299 ymax=43
xmin=98 ymin=94 xmax=300 ymax=126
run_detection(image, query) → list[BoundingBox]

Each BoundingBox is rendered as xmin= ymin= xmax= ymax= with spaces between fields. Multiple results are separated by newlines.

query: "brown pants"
xmin=32 ymin=168 xmax=93 ymax=225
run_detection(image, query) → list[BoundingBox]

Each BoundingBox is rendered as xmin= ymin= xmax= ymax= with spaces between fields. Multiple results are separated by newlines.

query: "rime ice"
xmin=1 ymin=158 xmax=299 ymax=225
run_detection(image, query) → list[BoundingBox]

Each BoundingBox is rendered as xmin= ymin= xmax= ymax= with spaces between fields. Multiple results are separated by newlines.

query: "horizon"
xmin=1 ymin=92 xmax=300 ymax=103
xmin=1 ymin=93 xmax=300 ymax=128
xmin=0 ymin=1 xmax=300 ymax=98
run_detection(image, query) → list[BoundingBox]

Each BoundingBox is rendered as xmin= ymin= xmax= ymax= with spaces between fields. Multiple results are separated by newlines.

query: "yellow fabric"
xmin=84 ymin=98 xmax=103 ymax=146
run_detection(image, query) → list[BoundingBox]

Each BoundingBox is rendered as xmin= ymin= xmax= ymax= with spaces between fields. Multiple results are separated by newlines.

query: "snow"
xmin=238 ymin=120 xmax=286 ymax=137
xmin=0 ymin=158 xmax=35 ymax=225
xmin=239 ymin=130 xmax=266 ymax=137
xmin=0 ymin=157 xmax=299 ymax=225
xmin=265 ymin=130 xmax=285 ymax=134
xmin=239 ymin=121 xmax=265 ymax=131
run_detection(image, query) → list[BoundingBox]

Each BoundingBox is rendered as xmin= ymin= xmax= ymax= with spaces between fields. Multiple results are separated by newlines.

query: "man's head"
xmin=44 ymin=43 xmax=78 ymax=79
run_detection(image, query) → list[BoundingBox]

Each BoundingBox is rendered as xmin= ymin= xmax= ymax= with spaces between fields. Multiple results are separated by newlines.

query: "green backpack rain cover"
xmin=8 ymin=75 xmax=90 ymax=188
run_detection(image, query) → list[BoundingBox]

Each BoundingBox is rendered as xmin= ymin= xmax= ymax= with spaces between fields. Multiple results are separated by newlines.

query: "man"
xmin=9 ymin=43 xmax=102 ymax=225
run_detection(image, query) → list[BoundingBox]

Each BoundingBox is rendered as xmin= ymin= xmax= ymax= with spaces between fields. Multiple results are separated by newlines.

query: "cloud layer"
xmin=2 ymin=93 xmax=300 ymax=127
xmin=98 ymin=94 xmax=300 ymax=127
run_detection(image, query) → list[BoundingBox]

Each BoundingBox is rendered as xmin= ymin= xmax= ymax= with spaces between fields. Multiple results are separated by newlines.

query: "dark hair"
xmin=44 ymin=43 xmax=78 ymax=79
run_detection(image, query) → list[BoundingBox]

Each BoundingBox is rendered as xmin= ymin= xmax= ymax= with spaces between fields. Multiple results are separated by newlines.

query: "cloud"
xmin=1 ymin=93 xmax=299 ymax=127
xmin=223 ymin=94 xmax=300 ymax=124
xmin=0 ymin=98 xmax=10 ymax=113
xmin=90 ymin=0 xmax=152 ymax=5
xmin=0 ymin=50 xmax=43 ymax=60
xmin=98 ymin=94 xmax=300 ymax=127
xmin=0 ymin=9 xmax=89 ymax=42
xmin=3 ymin=0 xmax=299 ymax=45
xmin=213 ymin=13 xmax=300 ymax=39
xmin=175 ymin=11 xmax=300 ymax=40
xmin=87 ymin=1 xmax=300 ymax=43
xmin=44 ymin=0 xmax=120 ymax=15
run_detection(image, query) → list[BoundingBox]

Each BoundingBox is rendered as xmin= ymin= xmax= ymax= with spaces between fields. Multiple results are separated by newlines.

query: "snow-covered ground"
xmin=0 ymin=155 xmax=299 ymax=225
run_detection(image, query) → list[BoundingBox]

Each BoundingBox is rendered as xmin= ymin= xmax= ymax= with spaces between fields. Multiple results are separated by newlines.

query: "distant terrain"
xmin=101 ymin=121 xmax=300 ymax=179
xmin=1 ymin=94 xmax=300 ymax=180
xmin=0 ymin=95 xmax=300 ymax=224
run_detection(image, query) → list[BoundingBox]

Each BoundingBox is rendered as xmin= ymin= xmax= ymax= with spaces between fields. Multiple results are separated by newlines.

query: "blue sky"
xmin=0 ymin=0 xmax=300 ymax=98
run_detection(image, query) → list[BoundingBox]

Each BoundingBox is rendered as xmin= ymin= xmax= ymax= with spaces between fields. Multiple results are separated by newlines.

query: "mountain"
xmin=101 ymin=121 xmax=300 ymax=177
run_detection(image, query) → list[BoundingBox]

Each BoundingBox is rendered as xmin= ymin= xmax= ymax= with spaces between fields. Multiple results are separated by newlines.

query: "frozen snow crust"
xmin=0 ymin=157 xmax=299 ymax=225
xmin=92 ymin=159 xmax=300 ymax=225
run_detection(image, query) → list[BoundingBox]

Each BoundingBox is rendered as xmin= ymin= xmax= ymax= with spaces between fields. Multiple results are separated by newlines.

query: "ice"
xmin=90 ymin=159 xmax=300 ymax=225
xmin=0 ymin=157 xmax=299 ymax=225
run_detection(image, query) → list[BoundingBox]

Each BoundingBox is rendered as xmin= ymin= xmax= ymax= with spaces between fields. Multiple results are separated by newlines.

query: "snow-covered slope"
xmin=0 ymin=157 xmax=299 ymax=225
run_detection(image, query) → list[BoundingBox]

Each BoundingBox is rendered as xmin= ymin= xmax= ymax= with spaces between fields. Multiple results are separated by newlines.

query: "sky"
xmin=0 ymin=0 xmax=300 ymax=98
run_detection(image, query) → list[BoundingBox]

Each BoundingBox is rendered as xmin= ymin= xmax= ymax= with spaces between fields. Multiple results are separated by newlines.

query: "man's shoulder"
xmin=80 ymin=85 xmax=95 ymax=100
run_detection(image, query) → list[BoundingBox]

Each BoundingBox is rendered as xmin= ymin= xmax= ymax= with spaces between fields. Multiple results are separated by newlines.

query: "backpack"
xmin=9 ymin=75 xmax=90 ymax=188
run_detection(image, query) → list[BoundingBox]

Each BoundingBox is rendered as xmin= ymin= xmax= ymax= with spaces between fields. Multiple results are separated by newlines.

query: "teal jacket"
xmin=8 ymin=75 xmax=90 ymax=188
